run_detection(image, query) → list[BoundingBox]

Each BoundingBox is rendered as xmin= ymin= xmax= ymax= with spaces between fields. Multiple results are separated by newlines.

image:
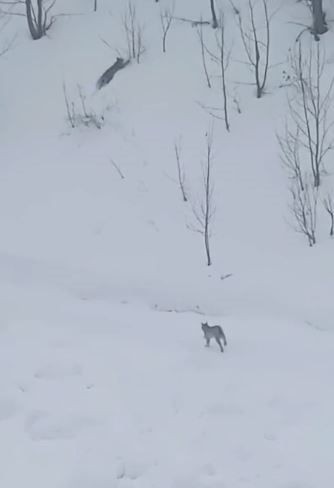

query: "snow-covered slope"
xmin=0 ymin=0 xmax=333 ymax=486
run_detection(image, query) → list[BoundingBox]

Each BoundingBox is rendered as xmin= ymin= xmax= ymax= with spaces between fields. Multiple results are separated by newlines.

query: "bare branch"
xmin=197 ymin=20 xmax=211 ymax=88
xmin=197 ymin=10 xmax=231 ymax=131
xmin=236 ymin=0 xmax=271 ymax=98
xmin=286 ymin=41 xmax=334 ymax=188
xmin=323 ymin=193 xmax=334 ymax=237
xmin=110 ymin=158 xmax=125 ymax=180
xmin=63 ymin=82 xmax=75 ymax=129
xmin=174 ymin=137 xmax=188 ymax=202
xmin=289 ymin=178 xmax=318 ymax=246
xmin=122 ymin=2 xmax=145 ymax=63
xmin=160 ymin=3 xmax=174 ymax=53
xmin=216 ymin=11 xmax=230 ymax=131
xmin=0 ymin=0 xmax=57 ymax=39
xmin=172 ymin=16 xmax=210 ymax=27
xmin=63 ymin=83 xmax=104 ymax=130
xmin=210 ymin=0 xmax=218 ymax=28
xmin=189 ymin=130 xmax=215 ymax=266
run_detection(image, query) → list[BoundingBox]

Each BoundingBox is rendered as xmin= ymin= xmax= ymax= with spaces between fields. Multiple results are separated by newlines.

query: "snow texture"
xmin=0 ymin=0 xmax=333 ymax=487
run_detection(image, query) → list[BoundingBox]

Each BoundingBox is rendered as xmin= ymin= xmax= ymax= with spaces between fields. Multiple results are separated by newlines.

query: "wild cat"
xmin=201 ymin=322 xmax=227 ymax=353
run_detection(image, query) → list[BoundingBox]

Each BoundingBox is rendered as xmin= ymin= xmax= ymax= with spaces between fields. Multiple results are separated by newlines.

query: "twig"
xmin=110 ymin=158 xmax=125 ymax=179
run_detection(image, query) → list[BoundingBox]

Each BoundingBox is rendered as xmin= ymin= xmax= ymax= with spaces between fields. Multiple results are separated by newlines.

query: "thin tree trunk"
xmin=37 ymin=0 xmax=43 ymax=38
xmin=25 ymin=0 xmax=45 ymax=40
xmin=26 ymin=0 xmax=37 ymax=39
xmin=219 ymin=18 xmax=230 ymax=131
xmin=204 ymin=226 xmax=211 ymax=265
xmin=198 ymin=23 xmax=211 ymax=88
xmin=204 ymin=136 xmax=212 ymax=266
xmin=312 ymin=0 xmax=327 ymax=37
xmin=210 ymin=0 xmax=218 ymax=29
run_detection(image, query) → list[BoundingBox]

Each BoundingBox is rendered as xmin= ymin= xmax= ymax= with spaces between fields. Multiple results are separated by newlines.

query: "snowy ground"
xmin=1 ymin=283 xmax=333 ymax=488
xmin=0 ymin=0 xmax=334 ymax=486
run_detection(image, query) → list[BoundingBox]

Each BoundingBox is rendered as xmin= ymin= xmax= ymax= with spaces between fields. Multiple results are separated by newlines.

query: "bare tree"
xmin=294 ymin=0 xmax=327 ymax=41
xmin=310 ymin=0 xmax=327 ymax=39
xmin=160 ymin=4 xmax=174 ymax=53
xmin=0 ymin=0 xmax=56 ymax=40
xmin=197 ymin=13 xmax=231 ymax=131
xmin=197 ymin=20 xmax=211 ymax=88
xmin=278 ymin=41 xmax=334 ymax=246
xmin=277 ymin=124 xmax=304 ymax=191
xmin=189 ymin=131 xmax=215 ymax=266
xmin=323 ymin=193 xmax=334 ymax=237
xmin=286 ymin=41 xmax=334 ymax=188
xmin=122 ymin=2 xmax=145 ymax=63
xmin=236 ymin=0 xmax=270 ymax=98
xmin=289 ymin=177 xmax=318 ymax=247
xmin=174 ymin=137 xmax=187 ymax=202
xmin=216 ymin=12 xmax=230 ymax=131
xmin=94 ymin=0 xmax=97 ymax=12
xmin=210 ymin=0 xmax=218 ymax=29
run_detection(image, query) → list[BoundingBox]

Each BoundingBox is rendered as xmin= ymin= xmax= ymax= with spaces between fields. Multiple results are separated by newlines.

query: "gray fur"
xmin=96 ymin=57 xmax=130 ymax=90
xmin=201 ymin=322 xmax=227 ymax=353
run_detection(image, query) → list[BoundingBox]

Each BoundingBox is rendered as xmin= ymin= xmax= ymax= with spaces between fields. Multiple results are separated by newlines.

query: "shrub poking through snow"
xmin=63 ymin=84 xmax=104 ymax=130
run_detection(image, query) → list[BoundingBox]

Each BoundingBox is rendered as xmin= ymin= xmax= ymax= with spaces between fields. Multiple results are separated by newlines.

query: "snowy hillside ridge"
xmin=0 ymin=0 xmax=333 ymax=315
xmin=0 ymin=0 xmax=334 ymax=487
